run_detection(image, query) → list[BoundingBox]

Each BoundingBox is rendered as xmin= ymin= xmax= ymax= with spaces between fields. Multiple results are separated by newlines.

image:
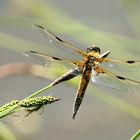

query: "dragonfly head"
xmin=86 ymin=45 xmax=101 ymax=53
xmin=86 ymin=45 xmax=101 ymax=59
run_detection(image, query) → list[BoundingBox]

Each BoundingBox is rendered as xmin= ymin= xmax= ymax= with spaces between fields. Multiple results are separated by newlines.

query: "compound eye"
xmin=86 ymin=47 xmax=91 ymax=52
xmin=86 ymin=46 xmax=101 ymax=53
xmin=92 ymin=47 xmax=101 ymax=53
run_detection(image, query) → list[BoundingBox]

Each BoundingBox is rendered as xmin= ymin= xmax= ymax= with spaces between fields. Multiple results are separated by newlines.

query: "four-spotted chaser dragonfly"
xmin=24 ymin=24 xmax=140 ymax=119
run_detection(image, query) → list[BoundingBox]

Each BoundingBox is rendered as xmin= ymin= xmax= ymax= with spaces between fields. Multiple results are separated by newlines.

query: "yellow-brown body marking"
xmin=72 ymin=53 xmax=96 ymax=119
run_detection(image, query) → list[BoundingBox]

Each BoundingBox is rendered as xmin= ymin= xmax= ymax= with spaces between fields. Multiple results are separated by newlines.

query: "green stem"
xmin=24 ymin=83 xmax=53 ymax=100
xmin=130 ymin=129 xmax=140 ymax=140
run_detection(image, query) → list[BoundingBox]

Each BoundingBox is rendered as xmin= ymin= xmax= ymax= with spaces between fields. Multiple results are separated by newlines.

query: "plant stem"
xmin=24 ymin=83 xmax=53 ymax=100
xmin=129 ymin=129 xmax=140 ymax=140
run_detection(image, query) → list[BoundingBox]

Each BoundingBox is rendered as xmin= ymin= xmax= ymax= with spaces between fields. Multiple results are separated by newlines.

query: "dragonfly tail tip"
xmin=72 ymin=112 xmax=77 ymax=120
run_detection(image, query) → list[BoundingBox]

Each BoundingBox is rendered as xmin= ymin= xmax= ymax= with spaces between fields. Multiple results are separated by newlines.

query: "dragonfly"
xmin=24 ymin=24 xmax=140 ymax=119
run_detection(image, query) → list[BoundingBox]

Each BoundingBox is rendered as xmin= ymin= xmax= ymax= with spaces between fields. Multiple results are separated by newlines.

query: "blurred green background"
xmin=0 ymin=0 xmax=140 ymax=140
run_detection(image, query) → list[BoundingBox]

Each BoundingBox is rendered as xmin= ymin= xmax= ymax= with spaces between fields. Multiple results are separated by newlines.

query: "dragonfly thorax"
xmin=83 ymin=56 xmax=95 ymax=68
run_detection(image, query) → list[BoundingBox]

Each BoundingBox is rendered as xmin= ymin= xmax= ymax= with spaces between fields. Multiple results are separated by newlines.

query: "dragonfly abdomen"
xmin=72 ymin=65 xmax=92 ymax=119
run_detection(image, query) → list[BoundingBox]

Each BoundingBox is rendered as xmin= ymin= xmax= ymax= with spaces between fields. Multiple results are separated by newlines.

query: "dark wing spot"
xmin=37 ymin=25 xmax=45 ymax=29
xmin=101 ymin=71 xmax=105 ymax=74
xmin=117 ymin=76 xmax=125 ymax=80
xmin=52 ymin=57 xmax=61 ymax=61
xmin=126 ymin=60 xmax=135 ymax=64
xmin=30 ymin=51 xmax=37 ymax=53
xmin=55 ymin=36 xmax=63 ymax=42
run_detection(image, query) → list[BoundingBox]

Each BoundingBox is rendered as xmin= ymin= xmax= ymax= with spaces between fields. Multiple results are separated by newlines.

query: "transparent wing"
xmin=32 ymin=24 xmax=86 ymax=60
xmin=92 ymin=67 xmax=140 ymax=94
xmin=23 ymin=51 xmax=84 ymax=67
xmin=101 ymin=58 xmax=140 ymax=72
